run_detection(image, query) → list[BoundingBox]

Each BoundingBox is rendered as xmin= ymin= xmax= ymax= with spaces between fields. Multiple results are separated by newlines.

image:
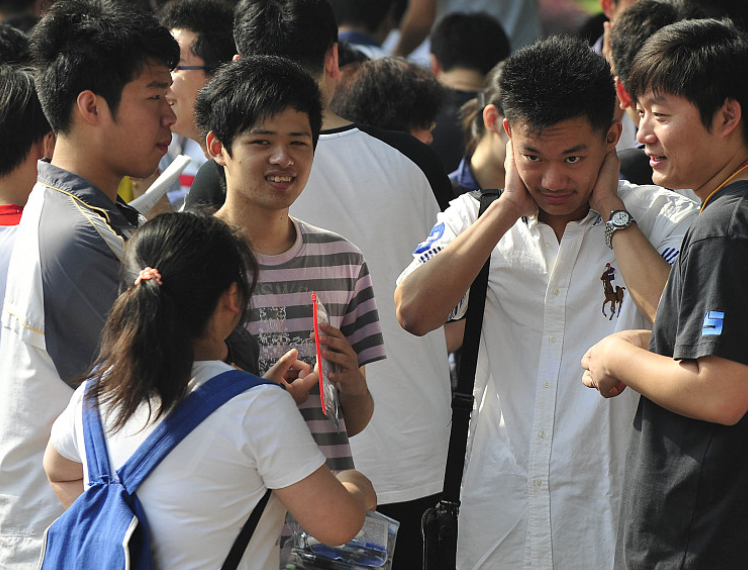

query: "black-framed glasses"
xmin=175 ymin=65 xmax=209 ymax=71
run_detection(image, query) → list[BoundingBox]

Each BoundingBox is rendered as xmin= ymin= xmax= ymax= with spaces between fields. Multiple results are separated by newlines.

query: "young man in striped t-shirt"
xmin=195 ymin=55 xmax=385 ymax=471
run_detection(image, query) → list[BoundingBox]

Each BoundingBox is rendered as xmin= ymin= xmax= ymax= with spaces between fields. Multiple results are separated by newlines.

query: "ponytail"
xmin=460 ymin=61 xmax=506 ymax=156
xmin=82 ymin=212 xmax=256 ymax=431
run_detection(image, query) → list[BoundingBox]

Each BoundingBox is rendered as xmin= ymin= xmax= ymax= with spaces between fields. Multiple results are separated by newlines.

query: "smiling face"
xmin=507 ymin=116 xmax=617 ymax=227
xmin=635 ymin=89 xmax=721 ymax=196
xmin=210 ymin=107 xmax=314 ymax=215
xmin=167 ymin=28 xmax=208 ymax=141
xmin=104 ymin=61 xmax=175 ymax=180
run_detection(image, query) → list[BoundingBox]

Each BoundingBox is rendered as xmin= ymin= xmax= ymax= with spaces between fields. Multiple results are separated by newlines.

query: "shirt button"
xmin=553 ymin=288 xmax=560 ymax=296
xmin=543 ymin=382 xmax=551 ymax=388
xmin=545 ymin=242 xmax=552 ymax=248
xmin=534 ymin=479 xmax=543 ymax=487
xmin=538 ymin=431 xmax=546 ymax=439
xmin=550 ymin=336 xmax=557 ymax=343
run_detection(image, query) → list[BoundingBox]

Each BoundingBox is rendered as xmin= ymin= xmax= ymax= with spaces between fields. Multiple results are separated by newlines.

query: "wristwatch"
xmin=605 ymin=210 xmax=636 ymax=249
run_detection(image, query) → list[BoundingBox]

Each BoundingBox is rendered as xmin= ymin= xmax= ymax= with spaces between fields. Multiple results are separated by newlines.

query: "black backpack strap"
xmin=442 ymin=188 xmax=501 ymax=505
xmin=221 ymin=488 xmax=272 ymax=570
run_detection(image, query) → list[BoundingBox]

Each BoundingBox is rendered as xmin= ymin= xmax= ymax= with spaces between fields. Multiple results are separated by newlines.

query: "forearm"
xmin=610 ymin=224 xmax=672 ymax=324
xmin=339 ymin=367 xmax=374 ymax=436
xmin=395 ymin=197 xmax=521 ymax=335
xmin=604 ymin=341 xmax=748 ymax=425
xmin=393 ymin=0 xmax=435 ymax=57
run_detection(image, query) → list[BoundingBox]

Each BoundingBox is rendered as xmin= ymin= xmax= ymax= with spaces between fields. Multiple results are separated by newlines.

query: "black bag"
xmin=421 ymin=189 xmax=500 ymax=570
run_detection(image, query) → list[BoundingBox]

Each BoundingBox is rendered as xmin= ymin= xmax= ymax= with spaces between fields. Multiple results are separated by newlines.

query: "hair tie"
xmin=134 ymin=267 xmax=163 ymax=286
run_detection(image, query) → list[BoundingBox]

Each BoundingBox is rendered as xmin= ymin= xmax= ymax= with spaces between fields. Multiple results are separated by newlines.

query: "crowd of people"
xmin=1 ymin=0 xmax=748 ymax=569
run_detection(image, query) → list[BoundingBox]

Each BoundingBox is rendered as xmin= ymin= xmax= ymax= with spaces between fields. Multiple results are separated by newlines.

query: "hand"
xmin=336 ymin=469 xmax=377 ymax=511
xmin=581 ymin=330 xmax=650 ymax=398
xmin=263 ymin=348 xmax=318 ymax=405
xmin=313 ymin=322 xmax=369 ymax=397
xmin=502 ymin=140 xmax=539 ymax=220
xmin=589 ymin=149 xmax=624 ymax=220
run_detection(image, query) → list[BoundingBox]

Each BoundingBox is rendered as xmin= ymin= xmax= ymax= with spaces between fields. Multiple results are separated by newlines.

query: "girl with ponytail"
xmin=450 ymin=62 xmax=509 ymax=195
xmin=43 ymin=211 xmax=376 ymax=569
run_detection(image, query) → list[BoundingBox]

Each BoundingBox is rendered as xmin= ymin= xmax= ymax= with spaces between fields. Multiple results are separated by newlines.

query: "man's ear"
xmin=600 ymin=0 xmax=615 ymax=20
xmin=429 ymin=53 xmax=441 ymax=76
xmin=76 ymin=90 xmax=105 ymax=125
xmin=325 ymin=43 xmax=340 ymax=81
xmin=605 ymin=120 xmax=623 ymax=150
xmin=717 ymin=97 xmax=743 ymax=139
xmin=483 ymin=104 xmax=502 ymax=132
xmin=502 ymin=118 xmax=512 ymax=139
xmin=615 ymin=77 xmax=633 ymax=109
xmin=232 ymin=53 xmax=241 ymax=62
xmin=206 ymin=131 xmax=228 ymax=166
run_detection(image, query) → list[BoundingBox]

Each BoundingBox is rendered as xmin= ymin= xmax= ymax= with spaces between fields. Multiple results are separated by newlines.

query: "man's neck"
xmin=216 ymin=199 xmax=297 ymax=256
xmin=437 ymin=68 xmax=485 ymax=93
xmin=51 ymin=138 xmax=121 ymax=203
xmin=695 ymin=150 xmax=748 ymax=202
xmin=470 ymin=138 xmax=506 ymax=190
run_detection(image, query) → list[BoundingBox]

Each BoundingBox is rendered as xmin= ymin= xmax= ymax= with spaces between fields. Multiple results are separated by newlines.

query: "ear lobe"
xmin=76 ymin=90 xmax=104 ymax=125
xmin=718 ymin=98 xmax=742 ymax=138
xmin=224 ymin=282 xmax=242 ymax=315
xmin=326 ymin=43 xmax=340 ymax=80
xmin=206 ymin=131 xmax=227 ymax=165
xmin=482 ymin=104 xmax=501 ymax=132
xmin=502 ymin=118 xmax=512 ymax=139
xmin=606 ymin=120 xmax=623 ymax=149
xmin=429 ymin=53 xmax=441 ymax=76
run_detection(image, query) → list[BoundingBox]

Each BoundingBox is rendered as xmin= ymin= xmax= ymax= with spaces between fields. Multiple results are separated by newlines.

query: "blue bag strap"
xmin=88 ymin=369 xmax=277 ymax=493
xmin=82 ymin=382 xmax=114 ymax=485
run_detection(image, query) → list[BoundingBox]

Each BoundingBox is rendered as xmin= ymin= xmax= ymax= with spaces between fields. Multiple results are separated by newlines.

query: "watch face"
xmin=612 ymin=211 xmax=629 ymax=225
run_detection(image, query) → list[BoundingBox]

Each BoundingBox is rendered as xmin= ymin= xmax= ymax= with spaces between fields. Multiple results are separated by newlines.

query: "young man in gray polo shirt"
xmin=0 ymin=1 xmax=178 ymax=565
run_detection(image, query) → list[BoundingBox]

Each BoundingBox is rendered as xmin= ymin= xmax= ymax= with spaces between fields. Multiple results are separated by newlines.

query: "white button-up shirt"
xmin=398 ymin=181 xmax=698 ymax=570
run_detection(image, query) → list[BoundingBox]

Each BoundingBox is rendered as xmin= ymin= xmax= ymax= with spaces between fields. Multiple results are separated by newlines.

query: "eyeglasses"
xmin=174 ymin=65 xmax=209 ymax=71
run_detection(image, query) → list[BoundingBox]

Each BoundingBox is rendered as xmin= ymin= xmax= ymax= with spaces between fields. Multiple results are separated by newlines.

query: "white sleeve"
xmin=396 ymin=194 xmax=479 ymax=321
xmin=49 ymin=382 xmax=86 ymax=463
xmin=241 ymin=386 xmax=327 ymax=490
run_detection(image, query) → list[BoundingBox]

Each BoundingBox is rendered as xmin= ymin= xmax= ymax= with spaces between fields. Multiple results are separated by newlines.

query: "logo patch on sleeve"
xmin=413 ymin=222 xmax=445 ymax=259
xmin=702 ymin=311 xmax=725 ymax=336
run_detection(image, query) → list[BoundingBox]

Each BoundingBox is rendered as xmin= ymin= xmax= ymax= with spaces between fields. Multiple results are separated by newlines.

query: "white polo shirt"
xmin=398 ymin=181 xmax=698 ymax=570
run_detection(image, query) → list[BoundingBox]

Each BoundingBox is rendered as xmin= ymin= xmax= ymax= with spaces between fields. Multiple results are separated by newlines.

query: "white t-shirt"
xmin=50 ymin=360 xmax=326 ymax=570
xmin=290 ymin=124 xmax=452 ymax=504
xmin=398 ymin=181 xmax=698 ymax=569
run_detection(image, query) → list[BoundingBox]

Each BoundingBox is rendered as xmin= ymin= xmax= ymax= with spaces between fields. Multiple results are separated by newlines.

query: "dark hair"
xmin=83 ymin=211 xmax=257 ymax=431
xmin=628 ymin=18 xmax=748 ymax=143
xmin=330 ymin=56 xmax=445 ymax=133
xmin=430 ymin=12 xmax=510 ymax=76
xmin=329 ymin=0 xmax=394 ymax=34
xmin=499 ymin=35 xmax=615 ymax=135
xmin=158 ymin=0 xmax=235 ymax=75
xmin=0 ymin=23 xmax=30 ymax=64
xmin=194 ymin=55 xmax=323 ymax=155
xmin=460 ymin=61 xmax=504 ymax=156
xmin=29 ymin=0 xmax=180 ymax=134
xmin=232 ymin=0 xmax=338 ymax=76
xmin=610 ymin=0 xmax=704 ymax=90
xmin=338 ymin=40 xmax=370 ymax=67
xmin=0 ymin=65 xmax=50 ymax=177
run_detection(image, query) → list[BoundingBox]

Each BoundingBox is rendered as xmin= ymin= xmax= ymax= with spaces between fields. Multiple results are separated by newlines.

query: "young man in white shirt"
xmin=395 ymin=35 xmax=698 ymax=570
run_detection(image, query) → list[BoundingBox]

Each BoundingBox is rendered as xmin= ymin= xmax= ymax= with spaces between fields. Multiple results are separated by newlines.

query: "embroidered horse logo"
xmin=601 ymin=263 xmax=625 ymax=320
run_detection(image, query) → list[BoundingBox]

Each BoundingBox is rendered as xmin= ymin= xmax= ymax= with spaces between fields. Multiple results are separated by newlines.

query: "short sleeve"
xmin=242 ymin=386 xmax=326 ymax=490
xmin=668 ymin=235 xmax=748 ymax=366
xmin=49 ymin=383 xmax=86 ymax=463
xmin=396 ymin=194 xmax=479 ymax=321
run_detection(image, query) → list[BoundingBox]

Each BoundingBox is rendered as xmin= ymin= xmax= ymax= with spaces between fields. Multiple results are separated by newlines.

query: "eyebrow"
xmin=248 ymin=128 xmax=312 ymax=137
xmin=522 ymin=143 xmax=588 ymax=155
xmin=146 ymin=79 xmax=172 ymax=90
